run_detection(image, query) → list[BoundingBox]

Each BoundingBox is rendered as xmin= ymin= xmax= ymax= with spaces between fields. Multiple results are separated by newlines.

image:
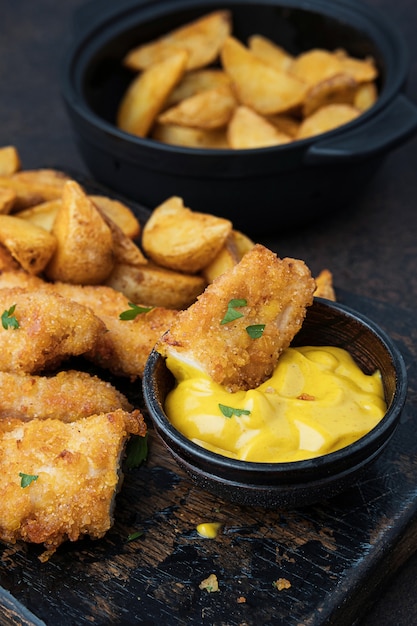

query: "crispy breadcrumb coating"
xmin=158 ymin=244 xmax=316 ymax=391
xmin=0 ymin=370 xmax=132 ymax=421
xmin=0 ymin=409 xmax=146 ymax=560
xmin=0 ymin=287 xmax=107 ymax=374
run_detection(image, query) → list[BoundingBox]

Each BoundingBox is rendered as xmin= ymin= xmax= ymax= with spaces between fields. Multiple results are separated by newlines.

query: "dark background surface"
xmin=1 ymin=0 xmax=417 ymax=624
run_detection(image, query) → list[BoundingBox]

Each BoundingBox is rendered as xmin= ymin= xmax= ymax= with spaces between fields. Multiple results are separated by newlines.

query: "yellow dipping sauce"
xmin=164 ymin=346 xmax=387 ymax=463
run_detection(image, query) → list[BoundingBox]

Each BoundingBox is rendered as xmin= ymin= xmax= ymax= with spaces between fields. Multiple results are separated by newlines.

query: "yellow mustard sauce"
xmin=196 ymin=522 xmax=222 ymax=538
xmin=164 ymin=346 xmax=387 ymax=463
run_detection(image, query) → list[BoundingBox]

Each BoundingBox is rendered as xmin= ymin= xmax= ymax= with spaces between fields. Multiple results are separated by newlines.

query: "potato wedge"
xmin=354 ymin=81 xmax=378 ymax=111
xmin=105 ymin=262 xmax=206 ymax=309
xmin=142 ymin=196 xmax=232 ymax=273
xmin=123 ymin=10 xmax=232 ymax=72
xmin=0 ymin=214 xmax=56 ymax=274
xmin=158 ymin=85 xmax=237 ymax=129
xmin=117 ymin=50 xmax=188 ymax=137
xmin=289 ymin=49 xmax=343 ymax=86
xmin=302 ymin=73 xmax=358 ymax=117
xmin=202 ymin=229 xmax=254 ymax=282
xmin=45 ymin=180 xmax=114 ymax=284
xmin=221 ymin=36 xmax=307 ymax=115
xmin=152 ymin=123 xmax=229 ymax=149
xmin=265 ymin=113 xmax=300 ymax=138
xmin=0 ymin=188 xmax=16 ymax=214
xmin=0 ymin=169 xmax=70 ymax=211
xmin=0 ymin=146 xmax=21 ymax=176
xmin=89 ymin=195 xmax=141 ymax=239
xmin=16 ymin=199 xmax=62 ymax=231
xmin=93 ymin=203 xmax=147 ymax=267
xmin=228 ymin=105 xmax=292 ymax=149
xmin=248 ymin=35 xmax=294 ymax=72
xmin=165 ymin=69 xmax=232 ymax=108
xmin=297 ymin=103 xmax=360 ymax=139
xmin=314 ymin=269 xmax=336 ymax=301
xmin=334 ymin=49 xmax=378 ymax=83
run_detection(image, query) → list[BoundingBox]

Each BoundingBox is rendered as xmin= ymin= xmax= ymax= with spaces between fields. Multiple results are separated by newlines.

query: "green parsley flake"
xmin=220 ymin=298 xmax=247 ymax=325
xmin=19 ymin=472 xmax=38 ymax=488
xmin=246 ymin=324 xmax=265 ymax=339
xmin=1 ymin=304 xmax=19 ymax=330
xmin=126 ymin=530 xmax=143 ymax=543
xmin=219 ymin=404 xmax=251 ymax=418
xmin=119 ymin=303 xmax=153 ymax=320
xmin=125 ymin=433 xmax=148 ymax=470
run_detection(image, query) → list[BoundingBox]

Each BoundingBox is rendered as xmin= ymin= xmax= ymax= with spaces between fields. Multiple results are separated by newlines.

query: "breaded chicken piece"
xmin=158 ymin=244 xmax=316 ymax=392
xmin=0 ymin=408 xmax=146 ymax=560
xmin=0 ymin=287 xmax=107 ymax=374
xmin=0 ymin=370 xmax=132 ymax=421
xmin=0 ymin=271 xmax=179 ymax=379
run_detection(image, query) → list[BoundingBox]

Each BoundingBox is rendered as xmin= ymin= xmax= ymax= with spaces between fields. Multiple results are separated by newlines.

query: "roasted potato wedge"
xmin=248 ymin=35 xmax=294 ymax=72
xmin=89 ymin=196 xmax=141 ymax=239
xmin=45 ymin=180 xmax=114 ymax=284
xmin=105 ymin=261 xmax=206 ymax=309
xmin=158 ymin=85 xmax=237 ymax=129
xmin=228 ymin=105 xmax=292 ymax=149
xmin=314 ymin=269 xmax=336 ymax=301
xmin=0 ymin=169 xmax=70 ymax=211
xmin=142 ymin=196 xmax=232 ymax=273
xmin=334 ymin=49 xmax=378 ymax=83
xmin=221 ymin=36 xmax=307 ymax=115
xmin=0 ymin=146 xmax=21 ymax=176
xmin=0 ymin=214 xmax=56 ymax=274
xmin=117 ymin=50 xmax=188 ymax=137
xmin=123 ymin=10 xmax=232 ymax=72
xmin=152 ymin=123 xmax=229 ymax=148
xmin=0 ymin=188 xmax=16 ymax=214
xmin=297 ymin=103 xmax=360 ymax=139
xmin=354 ymin=81 xmax=378 ymax=111
xmin=16 ymin=199 xmax=62 ymax=231
xmin=202 ymin=229 xmax=254 ymax=282
xmin=302 ymin=72 xmax=358 ymax=117
xmin=289 ymin=49 xmax=343 ymax=86
xmin=165 ymin=68 xmax=232 ymax=108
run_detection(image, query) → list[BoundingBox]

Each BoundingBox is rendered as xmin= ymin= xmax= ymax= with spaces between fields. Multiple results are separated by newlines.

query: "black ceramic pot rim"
xmin=62 ymin=0 xmax=410 ymax=165
xmin=142 ymin=299 xmax=408 ymax=484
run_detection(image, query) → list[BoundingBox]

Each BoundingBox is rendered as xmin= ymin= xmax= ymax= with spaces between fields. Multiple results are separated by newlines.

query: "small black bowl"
xmin=62 ymin=0 xmax=417 ymax=234
xmin=142 ymin=298 xmax=407 ymax=508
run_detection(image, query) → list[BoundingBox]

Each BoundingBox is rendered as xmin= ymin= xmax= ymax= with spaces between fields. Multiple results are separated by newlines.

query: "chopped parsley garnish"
xmin=125 ymin=433 xmax=148 ymax=470
xmin=246 ymin=324 xmax=265 ymax=339
xmin=2 ymin=304 xmax=19 ymax=330
xmin=119 ymin=303 xmax=153 ymax=320
xmin=220 ymin=298 xmax=247 ymax=325
xmin=219 ymin=404 xmax=251 ymax=418
xmin=126 ymin=530 xmax=143 ymax=543
xmin=19 ymin=472 xmax=38 ymax=488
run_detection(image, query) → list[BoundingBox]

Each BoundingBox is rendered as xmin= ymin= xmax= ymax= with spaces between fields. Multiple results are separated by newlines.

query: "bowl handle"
xmin=304 ymin=94 xmax=417 ymax=165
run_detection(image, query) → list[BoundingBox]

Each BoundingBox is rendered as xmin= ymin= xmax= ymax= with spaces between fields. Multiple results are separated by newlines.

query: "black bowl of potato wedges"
xmin=62 ymin=0 xmax=417 ymax=234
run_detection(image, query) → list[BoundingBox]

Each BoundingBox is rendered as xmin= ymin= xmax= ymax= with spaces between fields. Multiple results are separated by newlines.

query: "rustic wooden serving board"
xmin=0 ymin=187 xmax=416 ymax=626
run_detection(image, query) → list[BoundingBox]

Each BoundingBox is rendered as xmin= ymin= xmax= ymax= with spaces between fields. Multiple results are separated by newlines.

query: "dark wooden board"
xmin=0 ymin=182 xmax=416 ymax=625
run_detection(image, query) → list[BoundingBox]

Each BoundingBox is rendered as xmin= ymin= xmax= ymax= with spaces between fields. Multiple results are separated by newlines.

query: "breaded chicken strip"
xmin=0 ymin=271 xmax=178 ymax=379
xmin=158 ymin=244 xmax=316 ymax=392
xmin=0 ymin=370 xmax=132 ymax=421
xmin=0 ymin=287 xmax=107 ymax=374
xmin=0 ymin=408 xmax=146 ymax=560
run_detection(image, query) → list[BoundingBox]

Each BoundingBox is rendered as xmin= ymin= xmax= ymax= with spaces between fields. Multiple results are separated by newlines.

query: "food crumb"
xmin=237 ymin=596 xmax=246 ymax=603
xmin=273 ymin=577 xmax=291 ymax=591
xmin=199 ymin=573 xmax=219 ymax=593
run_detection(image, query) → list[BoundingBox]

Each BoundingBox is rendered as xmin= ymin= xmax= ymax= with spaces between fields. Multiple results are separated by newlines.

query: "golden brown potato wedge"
xmin=334 ymin=49 xmax=378 ymax=83
xmin=123 ymin=10 xmax=232 ymax=72
xmin=248 ymin=35 xmax=294 ymax=72
xmin=158 ymin=85 xmax=237 ymax=129
xmin=0 ymin=188 xmax=16 ymax=214
xmin=117 ymin=50 xmax=188 ymax=137
xmin=16 ymin=199 xmax=62 ymax=231
xmin=142 ymin=196 xmax=232 ymax=273
xmin=297 ymin=103 xmax=360 ymax=139
xmin=45 ymin=180 xmax=114 ymax=284
xmin=221 ymin=36 xmax=307 ymax=115
xmin=228 ymin=105 xmax=292 ymax=149
xmin=0 ymin=169 xmax=70 ymax=211
xmin=202 ymin=229 xmax=254 ymax=282
xmin=89 ymin=196 xmax=141 ymax=239
xmin=302 ymin=72 xmax=358 ymax=117
xmin=289 ymin=49 xmax=343 ymax=86
xmin=314 ymin=268 xmax=336 ymax=301
xmin=105 ymin=261 xmax=206 ymax=309
xmin=0 ymin=146 xmax=21 ymax=176
xmin=93 ymin=203 xmax=147 ymax=267
xmin=152 ymin=123 xmax=229 ymax=149
xmin=265 ymin=113 xmax=300 ymax=138
xmin=165 ymin=69 xmax=232 ymax=108
xmin=354 ymin=81 xmax=378 ymax=111
xmin=0 ymin=214 xmax=56 ymax=274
